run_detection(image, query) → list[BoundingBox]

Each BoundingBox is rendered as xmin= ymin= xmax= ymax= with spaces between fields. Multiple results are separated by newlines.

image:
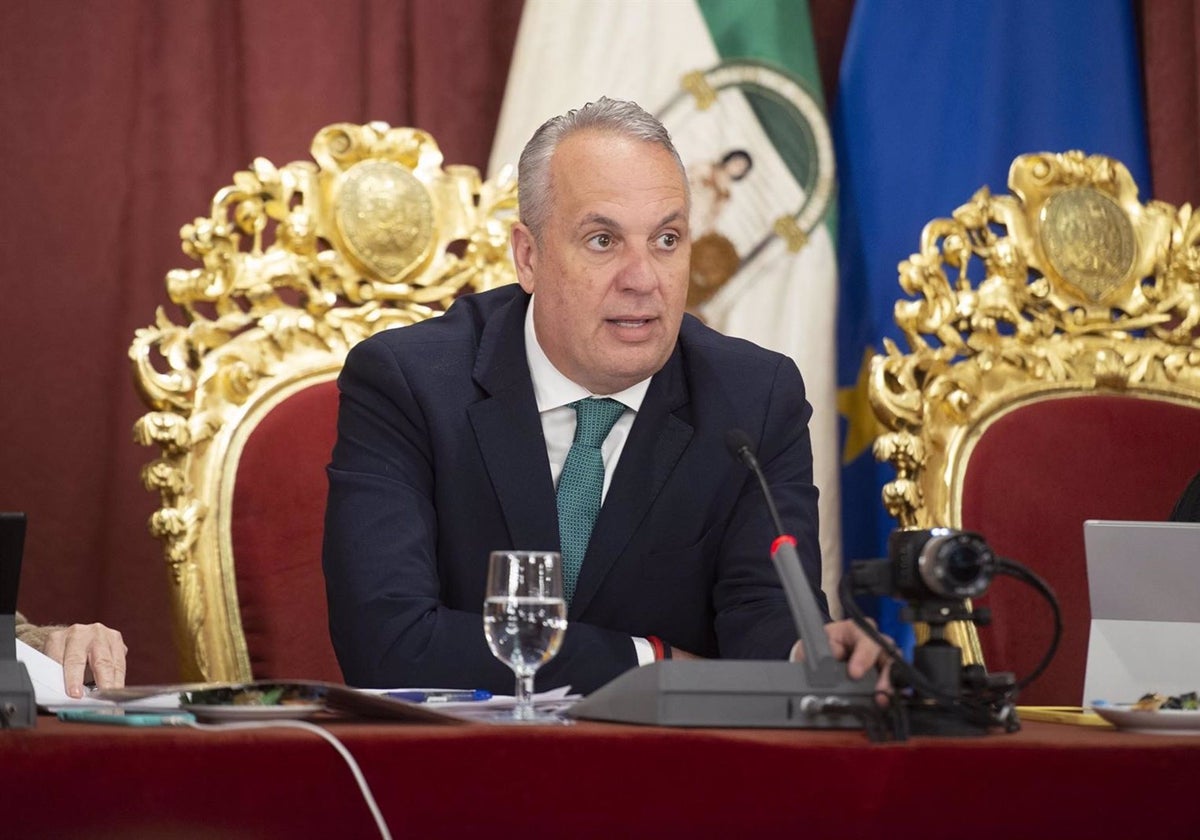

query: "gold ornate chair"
xmin=869 ymin=151 xmax=1200 ymax=706
xmin=130 ymin=123 xmax=517 ymax=682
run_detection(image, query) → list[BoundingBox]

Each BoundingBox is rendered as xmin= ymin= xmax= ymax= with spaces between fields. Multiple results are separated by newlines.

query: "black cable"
xmin=839 ymin=575 xmax=1021 ymax=730
xmin=813 ymin=694 xmax=902 ymax=743
xmin=993 ymin=556 xmax=1062 ymax=691
xmin=838 ymin=574 xmax=961 ymax=708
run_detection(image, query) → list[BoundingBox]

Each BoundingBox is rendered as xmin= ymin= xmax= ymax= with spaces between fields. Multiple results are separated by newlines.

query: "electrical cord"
xmin=809 ymin=693 xmax=909 ymax=742
xmin=838 ymin=573 xmax=964 ymax=709
xmin=994 ymin=556 xmax=1062 ymax=690
xmin=179 ymin=718 xmax=392 ymax=840
xmin=840 ymin=577 xmax=1007 ymax=730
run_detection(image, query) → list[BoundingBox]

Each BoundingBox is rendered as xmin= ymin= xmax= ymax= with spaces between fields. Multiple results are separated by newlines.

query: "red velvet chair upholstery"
xmin=129 ymin=123 xmax=518 ymax=682
xmin=960 ymin=396 xmax=1200 ymax=705
xmin=227 ymin=381 xmax=342 ymax=682
xmin=869 ymin=151 xmax=1200 ymax=705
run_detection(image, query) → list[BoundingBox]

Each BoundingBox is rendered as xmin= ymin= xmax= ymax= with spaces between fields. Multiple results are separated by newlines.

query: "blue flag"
xmin=832 ymin=0 xmax=1150 ymax=643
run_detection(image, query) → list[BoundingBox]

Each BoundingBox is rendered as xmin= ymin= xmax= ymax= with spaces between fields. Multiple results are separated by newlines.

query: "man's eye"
xmin=658 ymin=232 xmax=679 ymax=248
xmin=589 ymin=233 xmax=613 ymax=249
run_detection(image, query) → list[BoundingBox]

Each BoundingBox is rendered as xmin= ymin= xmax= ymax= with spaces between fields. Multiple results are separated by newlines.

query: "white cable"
xmin=180 ymin=718 xmax=392 ymax=840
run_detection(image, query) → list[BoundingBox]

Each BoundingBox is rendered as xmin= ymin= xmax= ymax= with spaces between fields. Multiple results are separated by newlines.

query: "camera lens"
xmin=918 ymin=530 xmax=995 ymax=598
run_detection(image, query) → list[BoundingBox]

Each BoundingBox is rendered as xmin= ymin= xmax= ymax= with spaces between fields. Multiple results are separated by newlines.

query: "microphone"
xmin=564 ymin=430 xmax=888 ymax=733
xmin=725 ymin=429 xmax=853 ymax=687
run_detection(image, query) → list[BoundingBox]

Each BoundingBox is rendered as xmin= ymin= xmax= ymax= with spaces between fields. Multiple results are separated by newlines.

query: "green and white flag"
xmin=488 ymin=0 xmax=842 ymax=611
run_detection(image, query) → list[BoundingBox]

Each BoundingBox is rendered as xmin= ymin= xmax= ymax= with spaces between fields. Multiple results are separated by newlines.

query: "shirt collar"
xmin=524 ymin=294 xmax=650 ymax=413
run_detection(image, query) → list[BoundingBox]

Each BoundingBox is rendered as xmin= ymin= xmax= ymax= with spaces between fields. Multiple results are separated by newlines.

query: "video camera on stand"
xmin=846 ymin=527 xmax=1061 ymax=736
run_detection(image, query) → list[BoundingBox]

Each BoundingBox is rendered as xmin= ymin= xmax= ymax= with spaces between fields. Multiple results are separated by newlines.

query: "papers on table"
xmin=17 ymin=639 xmax=74 ymax=706
xmin=96 ymin=679 xmax=579 ymax=724
xmin=16 ymin=639 xmax=180 ymax=712
xmin=16 ymin=642 xmax=579 ymax=724
xmin=357 ymin=685 xmax=579 ymax=722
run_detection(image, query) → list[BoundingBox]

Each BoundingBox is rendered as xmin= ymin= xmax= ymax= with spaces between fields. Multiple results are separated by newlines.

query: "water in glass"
xmin=484 ymin=551 xmax=567 ymax=720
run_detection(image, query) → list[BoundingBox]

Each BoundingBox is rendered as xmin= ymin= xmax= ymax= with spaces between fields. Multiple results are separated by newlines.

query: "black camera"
xmin=889 ymin=527 xmax=996 ymax=600
xmin=852 ymin=527 xmax=997 ymax=602
xmin=845 ymin=527 xmax=1026 ymax=737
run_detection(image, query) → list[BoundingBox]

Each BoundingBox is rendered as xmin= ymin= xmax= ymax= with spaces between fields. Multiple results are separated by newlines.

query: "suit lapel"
xmin=467 ymin=292 xmax=561 ymax=551
xmin=570 ymin=346 xmax=693 ymax=617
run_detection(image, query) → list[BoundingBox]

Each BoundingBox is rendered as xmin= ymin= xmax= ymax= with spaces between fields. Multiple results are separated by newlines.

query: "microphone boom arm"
xmin=727 ymin=429 xmax=849 ymax=685
xmin=770 ymin=536 xmax=839 ymax=684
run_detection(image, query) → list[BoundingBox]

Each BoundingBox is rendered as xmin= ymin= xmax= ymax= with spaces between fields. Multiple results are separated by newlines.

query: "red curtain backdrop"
xmin=0 ymin=0 xmax=1196 ymax=684
xmin=0 ymin=0 xmax=523 ymax=683
xmin=1139 ymin=0 xmax=1200 ymax=205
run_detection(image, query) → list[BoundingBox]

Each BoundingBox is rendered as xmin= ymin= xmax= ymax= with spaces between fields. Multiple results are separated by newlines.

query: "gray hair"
xmin=517 ymin=96 xmax=687 ymax=241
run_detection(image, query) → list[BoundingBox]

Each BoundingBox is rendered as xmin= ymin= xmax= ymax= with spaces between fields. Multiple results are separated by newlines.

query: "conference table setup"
xmin=5 ymin=31 xmax=1200 ymax=839
xmin=4 ymin=695 xmax=1198 ymax=838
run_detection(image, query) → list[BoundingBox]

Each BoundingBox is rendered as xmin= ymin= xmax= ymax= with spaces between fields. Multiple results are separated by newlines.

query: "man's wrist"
xmin=15 ymin=620 xmax=68 ymax=654
xmin=646 ymin=635 xmax=672 ymax=661
xmin=633 ymin=635 xmax=673 ymax=664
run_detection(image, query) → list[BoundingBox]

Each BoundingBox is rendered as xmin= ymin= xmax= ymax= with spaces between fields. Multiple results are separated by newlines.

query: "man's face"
xmin=511 ymin=129 xmax=691 ymax=395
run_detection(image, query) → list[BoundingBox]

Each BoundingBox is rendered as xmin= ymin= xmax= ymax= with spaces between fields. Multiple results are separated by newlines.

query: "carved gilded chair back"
xmin=869 ymin=151 xmax=1200 ymax=705
xmin=130 ymin=123 xmax=518 ymax=682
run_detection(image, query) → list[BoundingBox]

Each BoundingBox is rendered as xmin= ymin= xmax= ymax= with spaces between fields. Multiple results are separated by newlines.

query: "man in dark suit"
xmin=323 ymin=97 xmax=886 ymax=695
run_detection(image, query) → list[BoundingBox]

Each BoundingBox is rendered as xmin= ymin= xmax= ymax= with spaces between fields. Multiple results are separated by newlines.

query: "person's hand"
xmin=42 ymin=623 xmax=127 ymax=698
xmin=789 ymin=618 xmax=893 ymax=703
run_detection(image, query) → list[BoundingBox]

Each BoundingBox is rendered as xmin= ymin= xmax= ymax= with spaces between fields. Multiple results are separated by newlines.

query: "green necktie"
xmin=556 ymin=397 xmax=627 ymax=604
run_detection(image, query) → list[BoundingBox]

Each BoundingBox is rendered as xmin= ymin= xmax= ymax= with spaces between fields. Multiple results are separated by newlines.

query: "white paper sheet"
xmin=17 ymin=639 xmax=179 ymax=711
xmin=357 ymin=685 xmax=579 ymax=721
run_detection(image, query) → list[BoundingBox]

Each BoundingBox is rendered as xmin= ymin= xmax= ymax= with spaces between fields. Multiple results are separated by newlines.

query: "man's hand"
xmin=42 ymin=623 xmax=128 ymax=698
xmin=789 ymin=618 xmax=893 ymax=702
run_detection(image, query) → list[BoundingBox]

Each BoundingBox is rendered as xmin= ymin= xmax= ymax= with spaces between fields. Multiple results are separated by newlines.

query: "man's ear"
xmin=510 ymin=222 xmax=537 ymax=294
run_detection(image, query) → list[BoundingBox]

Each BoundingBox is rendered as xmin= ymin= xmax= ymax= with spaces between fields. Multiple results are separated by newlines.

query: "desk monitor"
xmin=1082 ymin=519 xmax=1200 ymax=704
xmin=1 ymin=512 xmax=35 ymax=727
xmin=1 ymin=512 xmax=27 ymax=612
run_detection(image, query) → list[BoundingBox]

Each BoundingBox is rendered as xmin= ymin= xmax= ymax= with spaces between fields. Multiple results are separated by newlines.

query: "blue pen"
xmin=386 ymin=689 xmax=492 ymax=703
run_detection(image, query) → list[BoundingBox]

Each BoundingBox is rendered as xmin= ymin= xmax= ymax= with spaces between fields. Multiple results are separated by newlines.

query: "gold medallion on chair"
xmin=1040 ymin=187 xmax=1136 ymax=302
xmin=332 ymin=160 xmax=435 ymax=284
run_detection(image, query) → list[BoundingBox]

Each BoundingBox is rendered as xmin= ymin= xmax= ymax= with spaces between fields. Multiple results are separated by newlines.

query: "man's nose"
xmin=616 ymin=245 xmax=658 ymax=292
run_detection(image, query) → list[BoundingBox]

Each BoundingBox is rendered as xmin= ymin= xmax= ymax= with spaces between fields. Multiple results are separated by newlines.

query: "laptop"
xmin=1081 ymin=519 xmax=1200 ymax=705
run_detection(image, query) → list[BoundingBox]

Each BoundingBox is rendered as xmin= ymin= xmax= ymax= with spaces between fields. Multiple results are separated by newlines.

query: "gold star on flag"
xmin=837 ymin=347 xmax=883 ymax=465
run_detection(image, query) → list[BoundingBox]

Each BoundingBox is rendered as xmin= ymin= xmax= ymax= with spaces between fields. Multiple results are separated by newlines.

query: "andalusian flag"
xmin=488 ymin=0 xmax=843 ymax=611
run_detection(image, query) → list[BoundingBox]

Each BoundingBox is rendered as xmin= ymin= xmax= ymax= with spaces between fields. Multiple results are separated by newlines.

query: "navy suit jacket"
xmin=322 ymin=285 xmax=826 ymax=695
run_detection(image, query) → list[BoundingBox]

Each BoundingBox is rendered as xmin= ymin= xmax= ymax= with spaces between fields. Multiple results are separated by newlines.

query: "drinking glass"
xmin=483 ymin=550 xmax=568 ymax=721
